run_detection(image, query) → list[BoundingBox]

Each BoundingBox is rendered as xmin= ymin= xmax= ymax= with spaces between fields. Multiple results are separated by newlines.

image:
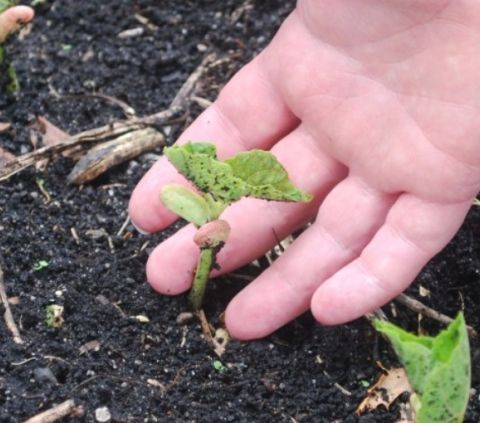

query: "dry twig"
xmin=0 ymin=265 xmax=23 ymax=344
xmin=395 ymin=293 xmax=478 ymax=337
xmin=0 ymin=53 xmax=216 ymax=182
xmin=67 ymin=127 xmax=164 ymax=184
xmin=23 ymin=399 xmax=80 ymax=423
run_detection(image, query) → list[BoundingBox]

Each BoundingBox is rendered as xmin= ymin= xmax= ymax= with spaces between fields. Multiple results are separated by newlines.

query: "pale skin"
xmin=0 ymin=5 xmax=33 ymax=43
xmin=129 ymin=0 xmax=480 ymax=340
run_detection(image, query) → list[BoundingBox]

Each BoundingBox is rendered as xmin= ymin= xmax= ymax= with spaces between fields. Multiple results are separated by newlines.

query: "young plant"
xmin=159 ymin=142 xmax=312 ymax=310
xmin=375 ymin=313 xmax=471 ymax=423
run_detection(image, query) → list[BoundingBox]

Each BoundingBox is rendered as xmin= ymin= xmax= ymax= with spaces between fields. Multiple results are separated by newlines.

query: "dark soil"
xmin=1 ymin=1 xmax=480 ymax=422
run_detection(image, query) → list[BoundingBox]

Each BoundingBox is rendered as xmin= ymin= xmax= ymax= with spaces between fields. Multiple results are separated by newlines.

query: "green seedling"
xmin=159 ymin=142 xmax=312 ymax=309
xmin=32 ymin=259 xmax=49 ymax=271
xmin=212 ymin=359 xmax=226 ymax=373
xmin=375 ymin=313 xmax=471 ymax=423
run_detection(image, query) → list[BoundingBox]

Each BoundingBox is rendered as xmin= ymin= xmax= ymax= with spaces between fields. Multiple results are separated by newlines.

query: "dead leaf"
xmin=0 ymin=146 xmax=16 ymax=167
xmin=213 ymin=328 xmax=230 ymax=357
xmin=30 ymin=116 xmax=71 ymax=171
xmin=35 ymin=116 xmax=70 ymax=147
xmin=356 ymin=368 xmax=413 ymax=416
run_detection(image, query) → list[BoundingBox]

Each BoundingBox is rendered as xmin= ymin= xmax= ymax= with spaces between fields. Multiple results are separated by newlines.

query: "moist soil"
xmin=1 ymin=1 xmax=480 ymax=422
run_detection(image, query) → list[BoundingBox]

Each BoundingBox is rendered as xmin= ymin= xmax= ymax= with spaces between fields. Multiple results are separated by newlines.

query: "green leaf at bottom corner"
xmin=375 ymin=313 xmax=470 ymax=423
xmin=417 ymin=313 xmax=470 ymax=423
xmin=160 ymin=184 xmax=212 ymax=226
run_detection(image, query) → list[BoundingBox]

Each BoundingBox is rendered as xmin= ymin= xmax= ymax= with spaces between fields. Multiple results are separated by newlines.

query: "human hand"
xmin=129 ymin=0 xmax=480 ymax=339
xmin=0 ymin=5 xmax=34 ymax=43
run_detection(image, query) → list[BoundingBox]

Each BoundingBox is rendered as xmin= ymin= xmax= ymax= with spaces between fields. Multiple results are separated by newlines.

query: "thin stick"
xmin=196 ymin=309 xmax=215 ymax=348
xmin=0 ymin=265 xmax=23 ymax=344
xmin=23 ymin=399 xmax=77 ymax=423
xmin=117 ymin=215 xmax=131 ymax=237
xmin=395 ymin=293 xmax=478 ymax=337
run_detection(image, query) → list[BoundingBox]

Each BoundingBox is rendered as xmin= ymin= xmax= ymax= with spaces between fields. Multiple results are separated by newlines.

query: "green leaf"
xmin=164 ymin=142 xmax=217 ymax=176
xmin=225 ymin=150 xmax=313 ymax=202
xmin=160 ymin=184 xmax=212 ymax=226
xmin=163 ymin=142 xmax=312 ymax=204
xmin=164 ymin=143 xmax=247 ymax=203
xmin=0 ymin=1 xmax=14 ymax=14
xmin=375 ymin=313 xmax=470 ymax=423
xmin=212 ymin=359 xmax=226 ymax=373
xmin=33 ymin=260 xmax=49 ymax=271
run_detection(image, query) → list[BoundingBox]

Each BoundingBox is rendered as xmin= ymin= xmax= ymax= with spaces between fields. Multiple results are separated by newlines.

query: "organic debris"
xmin=356 ymin=367 xmax=413 ymax=417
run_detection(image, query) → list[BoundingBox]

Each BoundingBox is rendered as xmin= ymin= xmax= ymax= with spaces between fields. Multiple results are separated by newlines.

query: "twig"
xmin=66 ymin=127 xmax=165 ymax=184
xmin=60 ymin=93 xmax=137 ymax=118
xmin=116 ymin=215 xmax=131 ymax=237
xmin=395 ymin=293 xmax=478 ymax=337
xmin=196 ymin=309 xmax=214 ymax=347
xmin=0 ymin=54 xmax=216 ymax=182
xmin=0 ymin=265 xmax=23 ymax=344
xmin=365 ymin=308 xmax=389 ymax=325
xmin=23 ymin=399 xmax=79 ymax=423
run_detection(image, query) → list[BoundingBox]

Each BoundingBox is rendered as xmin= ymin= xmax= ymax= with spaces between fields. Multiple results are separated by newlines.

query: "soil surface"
xmin=1 ymin=1 xmax=480 ymax=422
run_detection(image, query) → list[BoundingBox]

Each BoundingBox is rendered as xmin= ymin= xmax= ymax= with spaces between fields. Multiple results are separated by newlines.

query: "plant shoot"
xmin=159 ymin=142 xmax=312 ymax=309
xmin=375 ymin=313 xmax=471 ymax=423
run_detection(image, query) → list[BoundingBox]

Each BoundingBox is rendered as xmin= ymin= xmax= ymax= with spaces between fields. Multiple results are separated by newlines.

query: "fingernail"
xmin=131 ymin=221 xmax=151 ymax=235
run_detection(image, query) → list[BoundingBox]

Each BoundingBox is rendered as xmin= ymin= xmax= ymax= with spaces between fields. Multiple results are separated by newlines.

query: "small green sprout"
xmin=212 ymin=359 xmax=226 ymax=373
xmin=33 ymin=260 xmax=49 ymax=271
xmin=375 ymin=313 xmax=471 ymax=423
xmin=160 ymin=142 xmax=312 ymax=310
xmin=359 ymin=380 xmax=370 ymax=388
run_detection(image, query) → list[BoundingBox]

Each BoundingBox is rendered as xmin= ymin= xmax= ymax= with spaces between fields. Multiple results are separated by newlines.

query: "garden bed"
xmin=1 ymin=1 xmax=480 ymax=421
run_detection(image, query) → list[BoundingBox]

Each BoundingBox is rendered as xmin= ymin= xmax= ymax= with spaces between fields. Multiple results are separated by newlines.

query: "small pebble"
xmin=95 ymin=406 xmax=111 ymax=422
xmin=33 ymin=367 xmax=58 ymax=385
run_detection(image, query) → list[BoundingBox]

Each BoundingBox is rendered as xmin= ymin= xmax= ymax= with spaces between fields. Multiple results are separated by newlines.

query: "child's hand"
xmin=129 ymin=0 xmax=480 ymax=339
